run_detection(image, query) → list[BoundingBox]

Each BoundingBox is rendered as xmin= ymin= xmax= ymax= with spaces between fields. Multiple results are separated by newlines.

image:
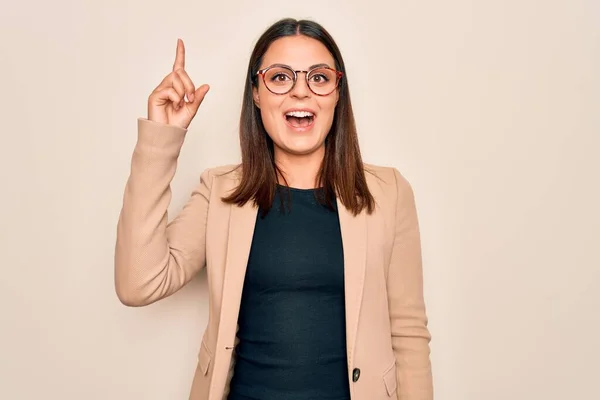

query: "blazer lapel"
xmin=218 ymin=199 xmax=258 ymax=345
xmin=336 ymin=198 xmax=368 ymax=368
xmin=209 ymin=198 xmax=257 ymax=400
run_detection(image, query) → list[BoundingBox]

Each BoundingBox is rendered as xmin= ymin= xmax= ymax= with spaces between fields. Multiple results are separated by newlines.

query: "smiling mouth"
xmin=284 ymin=111 xmax=316 ymax=129
xmin=286 ymin=115 xmax=314 ymax=128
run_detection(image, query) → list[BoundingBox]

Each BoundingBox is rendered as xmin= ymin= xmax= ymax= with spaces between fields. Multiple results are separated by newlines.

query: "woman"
xmin=115 ymin=18 xmax=433 ymax=400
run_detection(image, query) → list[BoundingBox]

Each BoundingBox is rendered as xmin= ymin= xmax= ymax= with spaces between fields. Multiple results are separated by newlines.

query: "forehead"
xmin=261 ymin=35 xmax=335 ymax=69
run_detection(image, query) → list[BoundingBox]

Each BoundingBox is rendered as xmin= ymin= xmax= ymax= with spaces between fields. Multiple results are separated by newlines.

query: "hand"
xmin=147 ymin=39 xmax=210 ymax=129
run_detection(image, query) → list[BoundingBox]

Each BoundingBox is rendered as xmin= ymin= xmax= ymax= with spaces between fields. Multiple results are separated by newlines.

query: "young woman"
xmin=115 ymin=18 xmax=433 ymax=400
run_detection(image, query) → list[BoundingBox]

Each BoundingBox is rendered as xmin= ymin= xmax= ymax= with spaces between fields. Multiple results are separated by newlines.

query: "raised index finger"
xmin=173 ymin=38 xmax=185 ymax=71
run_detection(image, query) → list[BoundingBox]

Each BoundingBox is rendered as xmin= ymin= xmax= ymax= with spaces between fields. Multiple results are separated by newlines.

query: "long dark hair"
xmin=222 ymin=18 xmax=375 ymax=216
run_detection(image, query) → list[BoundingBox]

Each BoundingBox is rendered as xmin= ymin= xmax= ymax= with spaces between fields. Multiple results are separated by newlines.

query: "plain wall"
xmin=1 ymin=0 xmax=598 ymax=398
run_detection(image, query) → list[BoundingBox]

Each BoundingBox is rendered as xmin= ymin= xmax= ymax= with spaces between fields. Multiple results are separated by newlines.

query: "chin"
xmin=279 ymin=141 xmax=324 ymax=156
xmin=282 ymin=145 xmax=323 ymax=156
xmin=278 ymin=130 xmax=326 ymax=156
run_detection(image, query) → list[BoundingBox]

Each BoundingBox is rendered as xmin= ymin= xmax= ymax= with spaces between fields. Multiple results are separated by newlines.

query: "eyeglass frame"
xmin=255 ymin=63 xmax=344 ymax=96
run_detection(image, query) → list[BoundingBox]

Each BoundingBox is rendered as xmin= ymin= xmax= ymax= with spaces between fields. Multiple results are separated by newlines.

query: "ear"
xmin=253 ymin=86 xmax=260 ymax=109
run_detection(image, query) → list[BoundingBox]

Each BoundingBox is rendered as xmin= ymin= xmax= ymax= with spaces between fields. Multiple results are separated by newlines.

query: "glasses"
xmin=256 ymin=64 xmax=343 ymax=96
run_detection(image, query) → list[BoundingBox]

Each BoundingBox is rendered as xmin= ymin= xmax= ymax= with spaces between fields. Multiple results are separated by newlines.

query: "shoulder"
xmin=204 ymin=164 xmax=241 ymax=179
xmin=198 ymin=164 xmax=241 ymax=193
xmin=363 ymin=163 xmax=414 ymax=199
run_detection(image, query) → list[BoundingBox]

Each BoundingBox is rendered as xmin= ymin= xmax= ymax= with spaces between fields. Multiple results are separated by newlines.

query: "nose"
xmin=290 ymin=71 xmax=311 ymax=98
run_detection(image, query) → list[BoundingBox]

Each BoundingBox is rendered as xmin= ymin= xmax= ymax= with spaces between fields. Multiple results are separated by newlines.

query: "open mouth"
xmin=284 ymin=110 xmax=315 ymax=129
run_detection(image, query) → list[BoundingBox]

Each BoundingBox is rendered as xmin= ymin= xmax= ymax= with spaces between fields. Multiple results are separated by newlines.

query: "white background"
xmin=1 ymin=0 xmax=598 ymax=398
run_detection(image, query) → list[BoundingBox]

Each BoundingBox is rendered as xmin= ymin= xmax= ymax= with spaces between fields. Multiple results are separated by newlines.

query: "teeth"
xmin=286 ymin=110 xmax=314 ymax=118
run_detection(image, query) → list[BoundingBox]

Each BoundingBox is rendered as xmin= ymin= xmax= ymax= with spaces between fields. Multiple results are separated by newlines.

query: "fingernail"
xmin=189 ymin=93 xmax=195 ymax=102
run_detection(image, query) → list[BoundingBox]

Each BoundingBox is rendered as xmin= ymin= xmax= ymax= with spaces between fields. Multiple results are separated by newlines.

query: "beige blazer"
xmin=115 ymin=118 xmax=433 ymax=400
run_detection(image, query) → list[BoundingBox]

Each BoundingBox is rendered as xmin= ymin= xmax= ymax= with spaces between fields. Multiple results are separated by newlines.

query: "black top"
xmin=227 ymin=185 xmax=350 ymax=400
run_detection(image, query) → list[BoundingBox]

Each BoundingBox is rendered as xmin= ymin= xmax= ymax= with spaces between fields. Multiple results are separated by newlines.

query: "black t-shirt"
xmin=228 ymin=185 xmax=350 ymax=400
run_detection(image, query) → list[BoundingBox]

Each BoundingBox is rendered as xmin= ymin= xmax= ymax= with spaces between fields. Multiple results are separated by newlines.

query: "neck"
xmin=274 ymin=146 xmax=325 ymax=189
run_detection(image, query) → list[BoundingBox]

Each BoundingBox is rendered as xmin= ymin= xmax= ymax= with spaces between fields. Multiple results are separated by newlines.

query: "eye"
xmin=308 ymin=68 xmax=334 ymax=85
xmin=270 ymin=72 xmax=292 ymax=82
xmin=309 ymin=73 xmax=329 ymax=83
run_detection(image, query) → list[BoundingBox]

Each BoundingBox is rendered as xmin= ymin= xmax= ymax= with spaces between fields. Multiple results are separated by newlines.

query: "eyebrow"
xmin=308 ymin=63 xmax=331 ymax=70
xmin=270 ymin=62 xmax=333 ymax=70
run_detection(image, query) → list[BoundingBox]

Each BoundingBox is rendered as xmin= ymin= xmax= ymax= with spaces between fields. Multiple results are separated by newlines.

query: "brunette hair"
xmin=222 ymin=18 xmax=375 ymax=216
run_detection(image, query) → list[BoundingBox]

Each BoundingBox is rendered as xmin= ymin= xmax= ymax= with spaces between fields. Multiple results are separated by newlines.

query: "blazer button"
xmin=352 ymin=368 xmax=360 ymax=382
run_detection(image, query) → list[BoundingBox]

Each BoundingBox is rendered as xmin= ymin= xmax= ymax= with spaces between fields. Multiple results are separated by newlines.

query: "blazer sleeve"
xmin=387 ymin=168 xmax=433 ymax=400
xmin=114 ymin=118 xmax=213 ymax=307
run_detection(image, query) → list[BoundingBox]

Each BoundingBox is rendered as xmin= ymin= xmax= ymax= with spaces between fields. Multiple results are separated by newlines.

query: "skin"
xmin=253 ymin=36 xmax=340 ymax=189
xmin=148 ymin=39 xmax=209 ymax=130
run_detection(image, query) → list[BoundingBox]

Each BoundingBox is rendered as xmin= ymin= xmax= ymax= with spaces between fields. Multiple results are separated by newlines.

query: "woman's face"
xmin=253 ymin=35 xmax=339 ymax=159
